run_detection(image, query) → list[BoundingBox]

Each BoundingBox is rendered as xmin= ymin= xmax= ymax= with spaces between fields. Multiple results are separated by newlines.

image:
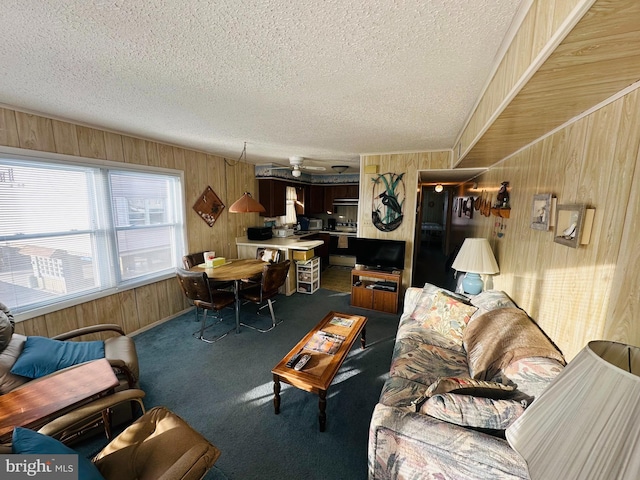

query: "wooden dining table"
xmin=189 ymin=258 xmax=268 ymax=333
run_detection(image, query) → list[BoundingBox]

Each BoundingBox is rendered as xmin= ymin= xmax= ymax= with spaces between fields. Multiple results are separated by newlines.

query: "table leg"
xmin=318 ymin=389 xmax=327 ymax=432
xmin=234 ymin=279 xmax=241 ymax=334
xmin=273 ymin=374 xmax=281 ymax=414
xmin=361 ymin=326 xmax=367 ymax=349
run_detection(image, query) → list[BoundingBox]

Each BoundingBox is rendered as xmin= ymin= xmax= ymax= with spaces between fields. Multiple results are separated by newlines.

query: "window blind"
xmin=0 ymin=155 xmax=184 ymax=315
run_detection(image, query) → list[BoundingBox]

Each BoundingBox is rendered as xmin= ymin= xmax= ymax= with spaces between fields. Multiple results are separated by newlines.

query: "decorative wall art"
xmin=371 ymin=172 xmax=405 ymax=232
xmin=463 ymin=197 xmax=474 ymax=219
xmin=531 ymin=193 xmax=553 ymax=231
xmin=553 ymin=204 xmax=585 ymax=248
xmin=193 ymin=186 xmax=225 ymax=227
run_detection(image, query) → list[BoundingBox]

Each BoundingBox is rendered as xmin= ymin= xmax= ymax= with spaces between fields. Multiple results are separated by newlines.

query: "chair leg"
xmin=240 ymin=299 xmax=283 ymax=333
xmin=193 ymin=309 xmax=234 ymax=343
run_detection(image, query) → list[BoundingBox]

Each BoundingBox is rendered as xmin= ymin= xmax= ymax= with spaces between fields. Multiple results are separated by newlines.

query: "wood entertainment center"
xmin=350 ymin=268 xmax=402 ymax=314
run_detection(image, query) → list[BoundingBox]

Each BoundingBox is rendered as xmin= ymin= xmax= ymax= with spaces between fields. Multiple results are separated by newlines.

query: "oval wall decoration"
xmin=371 ymin=172 xmax=405 ymax=232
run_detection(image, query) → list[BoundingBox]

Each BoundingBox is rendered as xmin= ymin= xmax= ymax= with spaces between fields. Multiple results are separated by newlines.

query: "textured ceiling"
xmin=0 ymin=1 xmax=525 ymax=169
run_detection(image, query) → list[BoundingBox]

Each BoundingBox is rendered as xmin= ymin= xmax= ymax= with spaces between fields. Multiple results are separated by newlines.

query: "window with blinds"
xmin=0 ymin=154 xmax=184 ymax=315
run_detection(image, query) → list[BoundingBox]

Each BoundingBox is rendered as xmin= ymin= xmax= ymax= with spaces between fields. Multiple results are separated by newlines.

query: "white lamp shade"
xmin=451 ymin=238 xmax=499 ymax=274
xmin=506 ymin=341 xmax=640 ymax=480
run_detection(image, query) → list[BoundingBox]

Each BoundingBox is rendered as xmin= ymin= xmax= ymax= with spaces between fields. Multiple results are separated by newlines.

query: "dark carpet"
xmin=77 ymin=289 xmax=400 ymax=480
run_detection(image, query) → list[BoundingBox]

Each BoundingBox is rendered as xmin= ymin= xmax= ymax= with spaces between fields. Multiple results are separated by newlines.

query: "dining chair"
xmin=242 ymin=247 xmax=282 ymax=283
xmin=175 ymin=268 xmax=236 ymax=343
xmin=239 ymin=260 xmax=291 ymax=333
xmin=182 ymin=252 xmax=233 ymax=290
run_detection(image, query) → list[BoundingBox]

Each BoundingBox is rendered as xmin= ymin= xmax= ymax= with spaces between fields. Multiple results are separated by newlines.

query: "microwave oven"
xmin=308 ymin=219 xmax=323 ymax=230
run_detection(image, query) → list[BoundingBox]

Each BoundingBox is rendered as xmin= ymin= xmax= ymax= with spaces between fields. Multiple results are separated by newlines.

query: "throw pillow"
xmin=12 ymin=427 xmax=105 ymax=480
xmin=415 ymin=291 xmax=478 ymax=347
xmin=420 ymin=393 xmax=527 ymax=430
xmin=425 ymin=377 xmax=516 ymax=399
xmin=10 ymin=336 xmax=105 ymax=379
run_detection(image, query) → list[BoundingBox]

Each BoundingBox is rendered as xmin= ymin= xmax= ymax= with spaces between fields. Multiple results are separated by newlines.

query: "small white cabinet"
xmin=296 ymin=257 xmax=320 ymax=294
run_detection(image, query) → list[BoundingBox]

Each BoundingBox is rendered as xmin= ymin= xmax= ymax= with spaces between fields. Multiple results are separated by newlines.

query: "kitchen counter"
xmin=235 ymin=236 xmax=325 ymax=296
xmin=235 ymin=236 xmax=324 ymax=250
xmin=295 ymin=230 xmax=357 ymax=237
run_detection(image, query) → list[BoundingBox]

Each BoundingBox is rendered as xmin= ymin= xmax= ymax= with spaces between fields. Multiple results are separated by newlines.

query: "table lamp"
xmin=506 ymin=341 xmax=640 ymax=480
xmin=451 ymin=238 xmax=499 ymax=294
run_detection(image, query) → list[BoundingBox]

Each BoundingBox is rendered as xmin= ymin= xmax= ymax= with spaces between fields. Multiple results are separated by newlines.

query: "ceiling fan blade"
xmin=301 ymin=166 xmax=326 ymax=171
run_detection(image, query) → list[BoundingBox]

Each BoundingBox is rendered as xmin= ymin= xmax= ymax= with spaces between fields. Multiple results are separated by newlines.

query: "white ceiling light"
xmin=332 ymin=165 xmax=349 ymax=174
xmin=435 ymin=184 xmax=444 ymax=193
xmin=292 ymin=169 xmax=301 ymax=177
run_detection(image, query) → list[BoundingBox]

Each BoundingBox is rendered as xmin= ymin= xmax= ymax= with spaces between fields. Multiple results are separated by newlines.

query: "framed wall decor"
xmin=193 ymin=186 xmax=225 ymax=227
xmin=553 ymin=204 xmax=585 ymax=248
xmin=531 ymin=193 xmax=552 ymax=231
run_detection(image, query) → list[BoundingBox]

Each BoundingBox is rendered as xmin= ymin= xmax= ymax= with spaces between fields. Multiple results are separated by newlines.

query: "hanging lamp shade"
xmin=229 ymin=192 xmax=266 ymax=213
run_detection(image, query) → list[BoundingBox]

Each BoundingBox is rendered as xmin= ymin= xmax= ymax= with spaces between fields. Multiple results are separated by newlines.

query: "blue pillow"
xmin=12 ymin=427 xmax=105 ymax=480
xmin=10 ymin=336 xmax=105 ymax=379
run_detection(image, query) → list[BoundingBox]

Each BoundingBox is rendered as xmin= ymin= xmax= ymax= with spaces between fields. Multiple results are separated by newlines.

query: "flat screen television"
xmin=352 ymin=237 xmax=406 ymax=271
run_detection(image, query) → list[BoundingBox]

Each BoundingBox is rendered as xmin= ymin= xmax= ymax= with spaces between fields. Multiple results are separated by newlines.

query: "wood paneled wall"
xmin=1 ymin=107 xmax=259 ymax=338
xmin=456 ymin=0 xmax=583 ymax=159
xmin=359 ymin=151 xmax=450 ymax=290
xmin=463 ymin=87 xmax=640 ymax=360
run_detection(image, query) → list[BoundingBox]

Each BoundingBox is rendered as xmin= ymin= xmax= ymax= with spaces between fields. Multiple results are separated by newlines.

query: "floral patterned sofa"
xmin=368 ymin=283 xmax=566 ymax=480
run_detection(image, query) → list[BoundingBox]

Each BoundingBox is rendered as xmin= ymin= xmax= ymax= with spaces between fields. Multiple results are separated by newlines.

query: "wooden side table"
xmin=0 ymin=358 xmax=118 ymax=442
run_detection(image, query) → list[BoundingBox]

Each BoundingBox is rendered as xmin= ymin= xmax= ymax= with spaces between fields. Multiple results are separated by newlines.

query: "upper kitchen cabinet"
xmin=308 ymin=185 xmax=327 ymax=214
xmin=258 ymin=179 xmax=287 ymax=217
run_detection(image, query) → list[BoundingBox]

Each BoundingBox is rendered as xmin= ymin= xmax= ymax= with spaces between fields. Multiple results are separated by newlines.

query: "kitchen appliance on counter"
xmin=327 ymin=218 xmax=337 ymax=231
xmin=247 ymin=226 xmax=272 ymax=240
xmin=308 ymin=218 xmax=323 ymax=230
xmin=273 ymin=228 xmax=295 ymax=238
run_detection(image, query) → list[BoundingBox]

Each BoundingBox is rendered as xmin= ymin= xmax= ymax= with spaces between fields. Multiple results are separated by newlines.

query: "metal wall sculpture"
xmin=371 ymin=172 xmax=405 ymax=232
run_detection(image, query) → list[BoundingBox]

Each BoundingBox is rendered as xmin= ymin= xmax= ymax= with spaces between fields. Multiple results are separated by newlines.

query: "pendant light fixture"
xmin=228 ymin=143 xmax=266 ymax=213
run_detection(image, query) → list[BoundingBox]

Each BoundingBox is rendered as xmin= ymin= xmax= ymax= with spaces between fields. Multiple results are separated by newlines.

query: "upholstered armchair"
xmin=3 ymin=406 xmax=220 ymax=480
xmin=0 ymin=312 xmax=140 ymax=444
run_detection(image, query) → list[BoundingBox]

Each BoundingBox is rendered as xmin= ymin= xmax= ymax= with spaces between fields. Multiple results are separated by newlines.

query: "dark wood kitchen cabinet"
xmin=258 ymin=179 xmax=287 ymax=217
xmin=308 ymin=185 xmax=326 ymax=214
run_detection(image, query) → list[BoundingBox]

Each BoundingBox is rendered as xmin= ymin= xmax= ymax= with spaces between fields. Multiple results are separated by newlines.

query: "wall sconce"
xmin=434 ymin=184 xmax=444 ymax=193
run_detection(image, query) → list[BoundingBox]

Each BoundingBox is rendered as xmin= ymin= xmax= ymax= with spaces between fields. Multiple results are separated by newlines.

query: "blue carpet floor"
xmin=77 ymin=289 xmax=400 ymax=479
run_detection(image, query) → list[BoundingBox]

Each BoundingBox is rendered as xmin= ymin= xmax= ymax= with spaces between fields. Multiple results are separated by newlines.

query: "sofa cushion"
xmin=390 ymin=342 xmax=469 ymax=384
xmin=413 ymin=291 xmax=477 ymax=350
xmin=420 ymin=393 xmax=527 ymax=430
xmin=0 ymin=333 xmax=29 ymax=394
xmin=12 ymin=427 xmax=105 ymax=480
xmin=425 ymin=377 xmax=516 ymax=399
xmin=10 ymin=336 xmax=105 ymax=379
xmin=469 ymin=290 xmax=517 ymax=324
xmin=464 ymin=308 xmax=565 ymax=380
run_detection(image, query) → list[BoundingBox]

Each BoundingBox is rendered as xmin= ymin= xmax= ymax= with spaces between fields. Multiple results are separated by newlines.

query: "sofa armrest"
xmin=368 ymin=403 xmax=529 ymax=480
xmin=52 ymin=324 xmax=126 ymax=341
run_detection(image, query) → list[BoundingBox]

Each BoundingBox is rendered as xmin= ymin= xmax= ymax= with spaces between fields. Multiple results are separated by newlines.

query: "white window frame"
xmin=0 ymin=146 xmax=186 ymax=322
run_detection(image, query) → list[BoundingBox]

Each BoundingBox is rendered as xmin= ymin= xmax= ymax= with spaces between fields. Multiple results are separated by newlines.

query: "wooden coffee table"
xmin=272 ymin=311 xmax=367 ymax=431
xmin=0 ymin=358 xmax=118 ymax=442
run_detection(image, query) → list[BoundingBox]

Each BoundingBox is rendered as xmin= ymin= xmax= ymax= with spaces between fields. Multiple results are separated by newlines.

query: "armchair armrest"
xmin=52 ymin=324 xmax=126 ymax=341
xmin=37 ymin=389 xmax=146 ymax=441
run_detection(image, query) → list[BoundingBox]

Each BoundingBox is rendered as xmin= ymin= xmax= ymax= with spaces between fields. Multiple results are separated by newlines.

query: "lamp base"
xmin=462 ymin=273 xmax=483 ymax=295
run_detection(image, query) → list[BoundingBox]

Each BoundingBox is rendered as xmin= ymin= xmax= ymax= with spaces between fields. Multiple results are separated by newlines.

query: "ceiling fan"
xmin=273 ymin=156 xmax=327 ymax=177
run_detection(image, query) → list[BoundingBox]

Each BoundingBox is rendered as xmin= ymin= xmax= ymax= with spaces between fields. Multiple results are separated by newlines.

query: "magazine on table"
xmin=304 ymin=331 xmax=345 ymax=355
xmin=329 ymin=316 xmax=354 ymax=328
